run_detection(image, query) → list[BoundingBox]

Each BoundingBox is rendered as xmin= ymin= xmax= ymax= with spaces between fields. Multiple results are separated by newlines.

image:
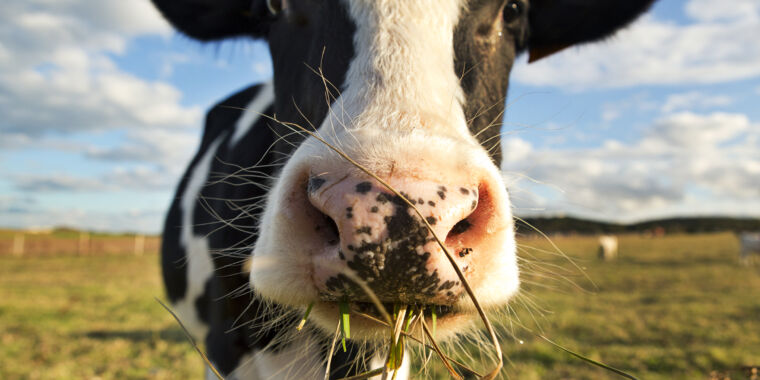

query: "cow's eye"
xmin=502 ymin=0 xmax=524 ymax=23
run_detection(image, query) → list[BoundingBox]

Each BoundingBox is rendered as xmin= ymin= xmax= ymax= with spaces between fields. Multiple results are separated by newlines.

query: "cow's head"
xmin=154 ymin=0 xmax=654 ymax=341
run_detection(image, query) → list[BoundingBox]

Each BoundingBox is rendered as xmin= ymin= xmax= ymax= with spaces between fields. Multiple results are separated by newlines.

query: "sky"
xmin=0 ymin=0 xmax=758 ymax=233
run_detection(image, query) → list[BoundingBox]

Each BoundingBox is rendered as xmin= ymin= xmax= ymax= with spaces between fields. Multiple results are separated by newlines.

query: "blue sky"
xmin=1 ymin=0 xmax=759 ymax=233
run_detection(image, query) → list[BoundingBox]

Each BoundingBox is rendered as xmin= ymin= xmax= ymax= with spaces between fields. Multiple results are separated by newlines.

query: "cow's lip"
xmin=340 ymin=301 xmax=457 ymax=321
xmin=304 ymin=299 xmax=472 ymax=342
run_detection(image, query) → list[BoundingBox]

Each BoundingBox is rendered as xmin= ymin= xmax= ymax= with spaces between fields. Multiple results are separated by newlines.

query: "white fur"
xmin=229 ymin=334 xmax=325 ymax=380
xmin=230 ymin=81 xmax=275 ymax=147
xmin=175 ymin=134 xmax=227 ymax=340
xmin=338 ymin=0 xmax=468 ymax=136
xmin=368 ymin=351 xmax=410 ymax=380
xmin=226 ymin=338 xmax=409 ymax=380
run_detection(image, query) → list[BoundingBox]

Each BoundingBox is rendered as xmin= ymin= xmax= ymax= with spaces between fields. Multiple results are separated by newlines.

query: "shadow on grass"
xmin=83 ymin=327 xmax=187 ymax=343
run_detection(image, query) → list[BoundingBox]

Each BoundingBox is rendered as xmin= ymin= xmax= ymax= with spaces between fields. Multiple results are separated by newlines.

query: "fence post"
xmin=12 ymin=233 xmax=25 ymax=256
xmin=134 ymin=234 xmax=145 ymax=256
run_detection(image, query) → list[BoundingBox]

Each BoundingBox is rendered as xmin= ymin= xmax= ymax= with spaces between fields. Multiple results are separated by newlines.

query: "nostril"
xmin=448 ymin=218 xmax=472 ymax=238
xmin=321 ymin=212 xmax=340 ymax=246
xmin=445 ymin=182 xmax=493 ymax=247
xmin=304 ymin=174 xmax=341 ymax=247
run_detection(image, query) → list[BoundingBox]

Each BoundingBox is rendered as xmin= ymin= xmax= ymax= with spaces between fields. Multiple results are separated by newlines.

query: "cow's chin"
xmin=307 ymin=299 xmax=479 ymax=342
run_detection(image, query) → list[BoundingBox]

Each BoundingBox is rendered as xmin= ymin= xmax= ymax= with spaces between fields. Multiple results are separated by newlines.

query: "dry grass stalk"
xmin=382 ymin=305 xmax=407 ymax=380
xmin=324 ymin=321 xmax=341 ymax=380
xmin=155 ymin=298 xmax=225 ymax=380
xmin=339 ymin=368 xmax=385 ymax=380
xmin=421 ymin=316 xmax=462 ymax=379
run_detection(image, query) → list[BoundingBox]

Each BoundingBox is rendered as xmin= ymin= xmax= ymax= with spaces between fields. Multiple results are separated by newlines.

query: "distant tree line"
xmin=515 ymin=216 xmax=760 ymax=236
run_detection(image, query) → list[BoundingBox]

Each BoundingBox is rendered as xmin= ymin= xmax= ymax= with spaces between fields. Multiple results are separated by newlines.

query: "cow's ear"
xmin=152 ymin=0 xmax=274 ymax=41
xmin=527 ymin=0 xmax=656 ymax=62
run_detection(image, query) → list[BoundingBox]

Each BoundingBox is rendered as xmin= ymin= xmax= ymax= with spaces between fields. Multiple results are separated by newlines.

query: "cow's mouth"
xmin=350 ymin=301 xmax=455 ymax=319
xmin=305 ymin=299 xmax=472 ymax=346
xmin=322 ymin=300 xmax=462 ymax=337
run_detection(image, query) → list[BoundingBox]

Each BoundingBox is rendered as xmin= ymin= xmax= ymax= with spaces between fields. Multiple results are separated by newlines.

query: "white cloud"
xmin=13 ymin=164 xmax=180 ymax=193
xmin=0 ymin=194 xmax=37 ymax=214
xmin=503 ymin=112 xmax=760 ymax=221
xmin=85 ymin=129 xmax=199 ymax=174
xmin=0 ymin=0 xmax=205 ymax=233
xmin=0 ymin=0 xmax=201 ymax=138
xmin=661 ymin=91 xmax=733 ymax=113
xmin=642 ymin=112 xmax=750 ymax=148
xmin=684 ymin=0 xmax=760 ymax=23
xmin=599 ymin=92 xmax=658 ymax=122
xmin=513 ymin=0 xmax=760 ymax=89
xmin=14 ymin=174 xmax=109 ymax=192
xmin=501 ymin=137 xmax=533 ymax=162
xmin=0 ymin=1 xmax=170 ymax=68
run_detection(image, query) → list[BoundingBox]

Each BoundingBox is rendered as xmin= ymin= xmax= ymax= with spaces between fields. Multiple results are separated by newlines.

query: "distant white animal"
xmin=598 ymin=235 xmax=619 ymax=261
xmin=739 ymin=232 xmax=760 ymax=263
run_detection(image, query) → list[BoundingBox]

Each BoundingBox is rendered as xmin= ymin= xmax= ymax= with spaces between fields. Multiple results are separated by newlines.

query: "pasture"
xmin=1 ymin=232 xmax=758 ymax=379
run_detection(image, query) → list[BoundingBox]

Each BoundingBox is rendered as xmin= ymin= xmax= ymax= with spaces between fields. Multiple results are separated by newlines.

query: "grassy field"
xmin=496 ymin=232 xmax=760 ymax=380
xmin=1 ymin=232 xmax=758 ymax=379
xmin=0 ymin=254 xmax=203 ymax=379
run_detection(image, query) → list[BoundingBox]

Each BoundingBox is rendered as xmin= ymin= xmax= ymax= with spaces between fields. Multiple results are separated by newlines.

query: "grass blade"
xmin=339 ymin=299 xmax=351 ymax=352
xmin=297 ymin=302 xmax=314 ymax=331
xmin=420 ymin=316 xmax=462 ymax=380
xmin=403 ymin=307 xmax=415 ymax=332
xmin=155 ymin=298 xmax=225 ymax=380
xmin=386 ymin=305 xmax=407 ymax=371
xmin=325 ymin=321 xmax=341 ymax=380
xmin=431 ymin=307 xmax=437 ymax=337
xmin=339 ymin=368 xmax=384 ymax=380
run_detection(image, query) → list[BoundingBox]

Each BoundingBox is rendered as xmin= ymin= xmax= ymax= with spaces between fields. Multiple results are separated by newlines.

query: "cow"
xmin=598 ymin=235 xmax=619 ymax=261
xmin=740 ymin=232 xmax=760 ymax=264
xmin=152 ymin=0 xmax=655 ymax=378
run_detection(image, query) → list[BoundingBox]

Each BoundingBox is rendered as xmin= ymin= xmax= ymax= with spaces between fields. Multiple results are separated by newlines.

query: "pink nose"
xmin=305 ymin=175 xmax=493 ymax=305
